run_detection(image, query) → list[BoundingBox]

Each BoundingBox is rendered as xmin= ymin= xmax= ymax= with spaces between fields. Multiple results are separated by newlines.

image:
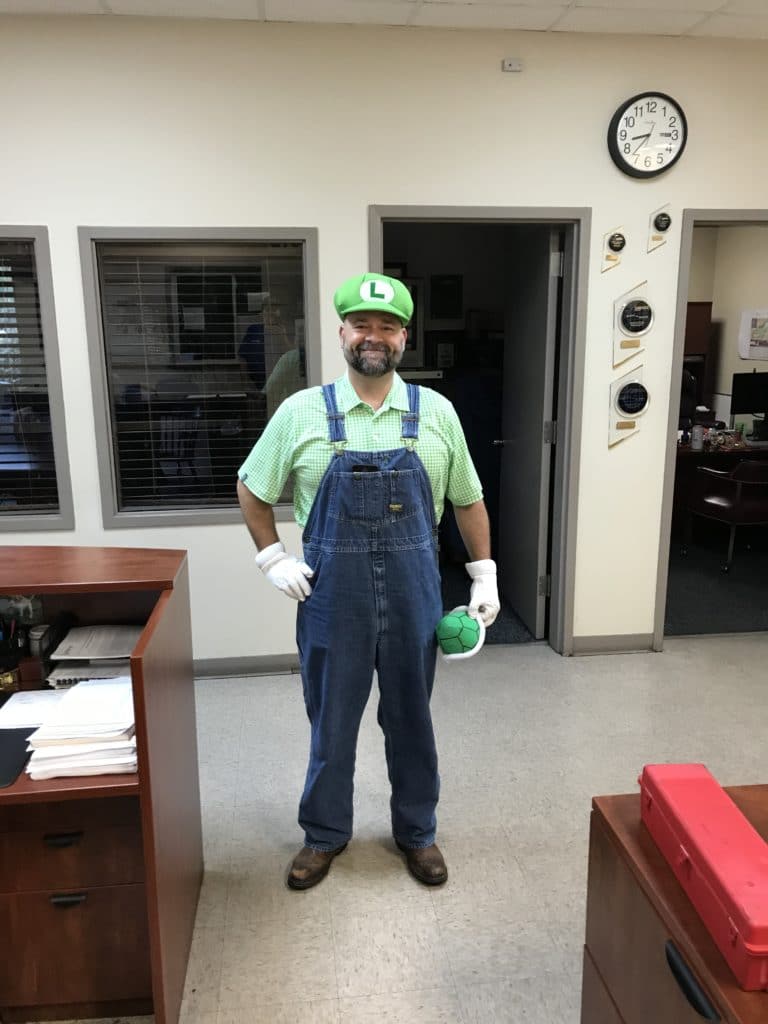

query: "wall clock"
xmin=607 ymin=92 xmax=687 ymax=179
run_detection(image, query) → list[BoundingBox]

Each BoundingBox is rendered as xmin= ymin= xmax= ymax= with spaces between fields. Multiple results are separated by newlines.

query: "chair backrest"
xmin=732 ymin=460 xmax=768 ymax=483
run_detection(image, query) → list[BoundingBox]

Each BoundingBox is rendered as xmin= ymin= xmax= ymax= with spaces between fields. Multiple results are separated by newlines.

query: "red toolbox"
xmin=639 ymin=763 xmax=768 ymax=991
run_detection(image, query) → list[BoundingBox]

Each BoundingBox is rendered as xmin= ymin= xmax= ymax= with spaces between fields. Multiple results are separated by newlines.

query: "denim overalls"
xmin=296 ymin=382 xmax=444 ymax=852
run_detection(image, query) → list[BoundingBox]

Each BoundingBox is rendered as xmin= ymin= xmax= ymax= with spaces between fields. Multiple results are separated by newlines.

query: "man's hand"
xmin=465 ymin=559 xmax=500 ymax=627
xmin=255 ymin=542 xmax=314 ymax=601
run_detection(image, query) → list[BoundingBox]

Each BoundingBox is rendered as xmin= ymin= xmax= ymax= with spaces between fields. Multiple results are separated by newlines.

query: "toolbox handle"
xmin=665 ymin=941 xmax=720 ymax=1020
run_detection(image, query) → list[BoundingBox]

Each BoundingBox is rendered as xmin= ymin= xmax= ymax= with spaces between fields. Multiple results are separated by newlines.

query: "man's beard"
xmin=344 ymin=344 xmax=403 ymax=377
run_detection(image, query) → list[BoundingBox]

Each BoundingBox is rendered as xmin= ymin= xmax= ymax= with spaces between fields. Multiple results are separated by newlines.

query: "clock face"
xmin=608 ymin=92 xmax=687 ymax=179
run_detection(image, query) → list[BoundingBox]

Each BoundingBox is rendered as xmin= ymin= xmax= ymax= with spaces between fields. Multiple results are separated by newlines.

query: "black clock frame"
xmin=607 ymin=91 xmax=688 ymax=180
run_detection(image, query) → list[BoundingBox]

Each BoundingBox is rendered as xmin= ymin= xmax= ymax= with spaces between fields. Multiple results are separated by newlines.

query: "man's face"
xmin=339 ymin=311 xmax=407 ymax=377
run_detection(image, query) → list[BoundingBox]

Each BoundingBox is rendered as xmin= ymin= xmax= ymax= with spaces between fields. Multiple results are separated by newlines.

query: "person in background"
xmin=237 ymin=273 xmax=499 ymax=890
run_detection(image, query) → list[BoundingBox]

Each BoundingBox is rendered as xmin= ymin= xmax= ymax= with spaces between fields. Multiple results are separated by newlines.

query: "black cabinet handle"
xmin=665 ymin=940 xmax=720 ymax=1020
xmin=49 ymin=893 xmax=87 ymax=908
xmin=43 ymin=831 xmax=84 ymax=848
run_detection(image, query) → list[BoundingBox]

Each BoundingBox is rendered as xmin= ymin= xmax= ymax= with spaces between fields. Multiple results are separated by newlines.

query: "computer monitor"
xmin=730 ymin=371 xmax=768 ymax=440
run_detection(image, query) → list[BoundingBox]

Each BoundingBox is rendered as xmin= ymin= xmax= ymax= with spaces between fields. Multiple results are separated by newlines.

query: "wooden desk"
xmin=581 ymin=786 xmax=768 ymax=1024
xmin=672 ymin=446 xmax=768 ymax=535
xmin=0 ymin=546 xmax=203 ymax=1024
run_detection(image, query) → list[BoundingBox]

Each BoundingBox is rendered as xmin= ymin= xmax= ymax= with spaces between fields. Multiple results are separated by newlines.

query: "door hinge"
xmin=538 ymin=574 xmax=551 ymax=598
xmin=550 ymin=251 xmax=564 ymax=278
xmin=543 ymin=420 xmax=557 ymax=445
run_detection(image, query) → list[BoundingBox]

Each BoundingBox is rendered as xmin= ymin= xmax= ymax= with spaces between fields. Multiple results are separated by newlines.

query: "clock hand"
xmin=632 ymin=133 xmax=651 ymax=154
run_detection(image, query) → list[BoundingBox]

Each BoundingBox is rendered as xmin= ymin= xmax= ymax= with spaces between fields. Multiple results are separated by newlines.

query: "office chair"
xmin=682 ymin=460 xmax=768 ymax=572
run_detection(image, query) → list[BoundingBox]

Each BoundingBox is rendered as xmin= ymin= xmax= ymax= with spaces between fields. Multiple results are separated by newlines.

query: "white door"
xmin=497 ymin=228 xmax=561 ymax=638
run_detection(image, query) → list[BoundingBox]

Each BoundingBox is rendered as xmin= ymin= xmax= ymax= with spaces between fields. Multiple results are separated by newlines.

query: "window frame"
xmin=0 ymin=225 xmax=74 ymax=532
xmin=79 ymin=227 xmax=320 ymax=528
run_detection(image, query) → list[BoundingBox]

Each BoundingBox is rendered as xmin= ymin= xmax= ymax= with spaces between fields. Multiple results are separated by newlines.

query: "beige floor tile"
xmin=218 ymin=999 xmax=340 ymax=1023
xmin=218 ymin=916 xmax=337 ymax=1010
xmin=338 ymin=988 xmax=463 ymax=1023
xmin=180 ymin=926 xmax=225 ymax=1018
xmin=225 ymin=849 xmax=333 ymax=927
xmin=332 ymin=905 xmax=453 ymax=1000
xmin=326 ymin=836 xmax=433 ymax=916
xmin=458 ymin=972 xmax=580 ymax=1023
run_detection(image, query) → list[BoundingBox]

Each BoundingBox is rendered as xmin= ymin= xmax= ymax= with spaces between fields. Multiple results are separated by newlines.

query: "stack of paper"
xmin=25 ymin=677 xmax=137 ymax=781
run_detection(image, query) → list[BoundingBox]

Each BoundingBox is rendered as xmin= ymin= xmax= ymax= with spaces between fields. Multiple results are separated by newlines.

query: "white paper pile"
xmin=25 ymin=677 xmax=137 ymax=781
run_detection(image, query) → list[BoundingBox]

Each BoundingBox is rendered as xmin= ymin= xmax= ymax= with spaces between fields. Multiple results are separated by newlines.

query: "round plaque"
xmin=620 ymin=299 xmax=653 ymax=334
xmin=616 ymin=381 xmax=649 ymax=416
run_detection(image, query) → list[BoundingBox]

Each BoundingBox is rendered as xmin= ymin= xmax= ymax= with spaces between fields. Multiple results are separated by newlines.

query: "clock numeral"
xmin=644 ymin=156 xmax=652 ymax=168
xmin=670 ymin=129 xmax=679 ymax=141
xmin=619 ymin=129 xmax=627 ymax=141
xmin=623 ymin=143 xmax=631 ymax=154
xmin=647 ymin=100 xmax=657 ymax=113
xmin=669 ymin=116 xmax=677 ymax=127
xmin=657 ymin=154 xmax=664 ymax=165
xmin=623 ymin=115 xmax=636 ymax=128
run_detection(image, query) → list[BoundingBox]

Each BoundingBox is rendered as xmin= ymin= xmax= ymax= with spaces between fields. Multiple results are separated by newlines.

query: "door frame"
xmin=369 ymin=205 xmax=591 ymax=655
xmin=653 ymin=208 xmax=768 ymax=650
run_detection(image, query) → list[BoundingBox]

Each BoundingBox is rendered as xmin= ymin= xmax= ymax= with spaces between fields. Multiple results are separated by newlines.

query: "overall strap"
xmin=322 ymin=383 xmax=347 ymax=445
xmin=401 ymin=383 xmax=420 ymax=443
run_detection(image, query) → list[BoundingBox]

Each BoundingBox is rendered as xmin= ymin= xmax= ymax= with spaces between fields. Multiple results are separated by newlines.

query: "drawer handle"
xmin=43 ymin=831 xmax=84 ymax=849
xmin=49 ymin=893 xmax=87 ymax=908
xmin=665 ymin=941 xmax=720 ymax=1020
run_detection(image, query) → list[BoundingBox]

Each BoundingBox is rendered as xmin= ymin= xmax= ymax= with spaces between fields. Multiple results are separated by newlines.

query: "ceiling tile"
xmin=414 ymin=3 xmax=565 ymax=30
xmin=553 ymin=6 xmax=705 ymax=33
xmin=107 ymin=0 xmax=264 ymax=16
xmin=574 ymin=0 xmax=723 ymax=10
xmin=264 ymin=0 xmax=412 ymax=25
xmin=691 ymin=12 xmax=768 ymax=36
xmin=0 ymin=0 xmax=104 ymax=12
xmin=720 ymin=0 xmax=768 ymax=12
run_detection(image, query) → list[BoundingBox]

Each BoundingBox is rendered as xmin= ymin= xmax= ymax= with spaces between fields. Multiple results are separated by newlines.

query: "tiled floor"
xmin=43 ymin=632 xmax=768 ymax=1023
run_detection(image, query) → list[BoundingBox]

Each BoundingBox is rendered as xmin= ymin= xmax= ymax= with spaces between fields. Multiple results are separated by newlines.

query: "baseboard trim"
xmin=571 ymin=633 xmax=654 ymax=656
xmin=194 ymin=655 xmax=301 ymax=678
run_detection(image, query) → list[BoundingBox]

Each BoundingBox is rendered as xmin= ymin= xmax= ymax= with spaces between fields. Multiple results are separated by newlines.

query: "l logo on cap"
xmin=360 ymin=280 xmax=395 ymax=303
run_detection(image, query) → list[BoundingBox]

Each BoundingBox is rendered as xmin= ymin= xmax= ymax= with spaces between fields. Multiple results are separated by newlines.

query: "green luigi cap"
xmin=333 ymin=273 xmax=413 ymax=326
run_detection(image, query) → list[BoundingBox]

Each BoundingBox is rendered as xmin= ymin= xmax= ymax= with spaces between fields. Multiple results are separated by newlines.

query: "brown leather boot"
xmin=287 ymin=843 xmax=347 ymax=890
xmin=396 ymin=841 xmax=448 ymax=886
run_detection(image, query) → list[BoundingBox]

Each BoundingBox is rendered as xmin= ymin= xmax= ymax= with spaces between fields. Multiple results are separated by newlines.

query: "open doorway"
xmin=370 ymin=208 xmax=588 ymax=653
xmin=658 ymin=214 xmax=768 ymax=642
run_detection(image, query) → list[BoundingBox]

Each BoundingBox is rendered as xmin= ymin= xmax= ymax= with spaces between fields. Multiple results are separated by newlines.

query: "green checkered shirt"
xmin=238 ymin=372 xmax=483 ymax=528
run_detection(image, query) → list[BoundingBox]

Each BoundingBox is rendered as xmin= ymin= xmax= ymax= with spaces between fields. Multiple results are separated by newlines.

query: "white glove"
xmin=255 ymin=542 xmax=314 ymax=601
xmin=465 ymin=559 xmax=500 ymax=627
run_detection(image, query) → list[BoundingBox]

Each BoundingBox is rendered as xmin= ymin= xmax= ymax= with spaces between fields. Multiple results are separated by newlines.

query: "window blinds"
xmin=0 ymin=241 xmax=60 ymax=515
xmin=95 ymin=241 xmax=306 ymax=512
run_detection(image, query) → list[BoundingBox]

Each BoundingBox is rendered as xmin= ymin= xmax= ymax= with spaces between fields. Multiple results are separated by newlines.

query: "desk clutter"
xmin=0 ymin=678 xmax=136 ymax=782
xmin=0 ymin=614 xmax=141 ymax=784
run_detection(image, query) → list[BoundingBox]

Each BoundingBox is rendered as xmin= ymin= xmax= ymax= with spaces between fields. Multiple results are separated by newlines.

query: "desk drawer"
xmin=581 ymin=946 xmax=625 ymax=1024
xmin=0 ymin=797 xmax=143 ymax=893
xmin=585 ymin=812 xmax=725 ymax=1024
xmin=0 ymin=883 xmax=152 ymax=1007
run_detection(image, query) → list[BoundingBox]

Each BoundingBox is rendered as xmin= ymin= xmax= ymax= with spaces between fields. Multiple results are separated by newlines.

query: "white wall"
xmin=711 ymin=226 xmax=768 ymax=395
xmin=688 ymin=227 xmax=717 ymax=303
xmin=2 ymin=15 xmax=768 ymax=654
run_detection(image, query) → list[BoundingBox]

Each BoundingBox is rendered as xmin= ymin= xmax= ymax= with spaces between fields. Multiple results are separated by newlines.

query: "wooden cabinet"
xmin=0 ymin=546 xmax=203 ymax=1024
xmin=683 ymin=302 xmax=718 ymax=411
xmin=581 ymin=787 xmax=768 ymax=1024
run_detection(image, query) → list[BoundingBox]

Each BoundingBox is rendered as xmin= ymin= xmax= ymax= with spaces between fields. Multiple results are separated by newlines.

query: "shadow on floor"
xmin=665 ymin=522 xmax=768 ymax=635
